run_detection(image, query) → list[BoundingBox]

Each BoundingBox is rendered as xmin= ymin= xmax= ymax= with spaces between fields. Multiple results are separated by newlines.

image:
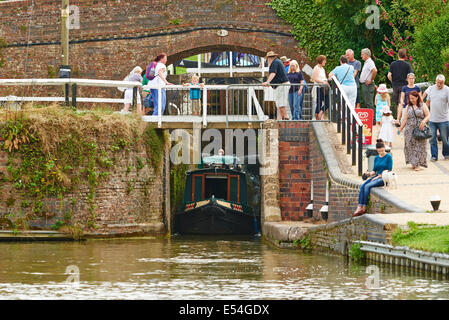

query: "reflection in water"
xmin=0 ymin=236 xmax=448 ymax=299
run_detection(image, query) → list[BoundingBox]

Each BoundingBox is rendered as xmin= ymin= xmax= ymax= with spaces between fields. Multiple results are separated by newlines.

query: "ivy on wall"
xmin=0 ymin=106 xmax=166 ymax=233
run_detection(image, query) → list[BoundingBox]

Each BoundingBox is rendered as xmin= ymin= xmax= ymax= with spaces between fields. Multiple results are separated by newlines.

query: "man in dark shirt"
xmin=388 ymin=48 xmax=413 ymax=116
xmin=263 ymin=51 xmax=290 ymax=120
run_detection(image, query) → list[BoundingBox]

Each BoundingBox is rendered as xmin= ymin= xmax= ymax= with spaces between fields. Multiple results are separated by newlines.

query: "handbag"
xmin=411 ymin=105 xmax=432 ymax=140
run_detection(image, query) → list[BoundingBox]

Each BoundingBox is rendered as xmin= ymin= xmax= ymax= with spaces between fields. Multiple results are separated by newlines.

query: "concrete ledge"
xmin=312 ymin=122 xmax=423 ymax=213
xmin=0 ymin=230 xmax=82 ymax=241
xmin=263 ymin=221 xmax=310 ymax=242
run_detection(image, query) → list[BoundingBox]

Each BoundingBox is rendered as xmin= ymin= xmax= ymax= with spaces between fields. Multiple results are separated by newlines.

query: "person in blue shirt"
xmin=328 ymin=55 xmax=357 ymax=107
xmin=183 ymin=74 xmax=204 ymax=115
xmin=353 ymin=139 xmax=393 ymax=217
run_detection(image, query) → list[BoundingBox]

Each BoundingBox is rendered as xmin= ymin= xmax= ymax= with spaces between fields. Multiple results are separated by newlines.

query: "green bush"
xmin=349 ymin=242 xmax=365 ymax=262
xmin=414 ymin=10 xmax=449 ymax=80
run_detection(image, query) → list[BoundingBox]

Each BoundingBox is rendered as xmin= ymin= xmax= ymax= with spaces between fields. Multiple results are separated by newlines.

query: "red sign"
xmin=355 ymin=108 xmax=373 ymax=145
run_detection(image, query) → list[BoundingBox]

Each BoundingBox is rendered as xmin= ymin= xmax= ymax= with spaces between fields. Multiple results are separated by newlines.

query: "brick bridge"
xmin=0 ymin=0 xmax=306 ymax=80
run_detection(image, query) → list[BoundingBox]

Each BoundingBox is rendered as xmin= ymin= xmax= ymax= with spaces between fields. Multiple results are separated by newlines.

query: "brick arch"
xmin=0 ymin=0 xmax=309 ymax=81
xmin=131 ymin=29 xmax=307 ymax=78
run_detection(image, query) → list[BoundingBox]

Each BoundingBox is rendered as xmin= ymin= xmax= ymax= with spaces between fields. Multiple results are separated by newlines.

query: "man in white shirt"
xmin=359 ymin=48 xmax=378 ymax=113
xmin=424 ymin=74 xmax=449 ymax=161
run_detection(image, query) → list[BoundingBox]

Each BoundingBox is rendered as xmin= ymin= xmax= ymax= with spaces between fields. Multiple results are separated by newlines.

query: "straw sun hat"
xmin=265 ymin=51 xmax=279 ymax=59
xmin=382 ymin=106 xmax=392 ymax=114
xmin=377 ymin=84 xmax=388 ymax=94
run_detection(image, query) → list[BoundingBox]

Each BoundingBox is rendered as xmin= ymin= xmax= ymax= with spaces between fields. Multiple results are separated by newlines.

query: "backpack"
xmin=146 ymin=62 xmax=158 ymax=81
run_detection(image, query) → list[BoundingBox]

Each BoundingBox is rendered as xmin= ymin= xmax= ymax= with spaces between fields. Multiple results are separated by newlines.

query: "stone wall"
xmin=260 ymin=120 xmax=282 ymax=228
xmin=264 ymin=215 xmax=398 ymax=255
xmin=0 ymin=0 xmax=306 ymax=93
xmin=0 ymin=124 xmax=168 ymax=237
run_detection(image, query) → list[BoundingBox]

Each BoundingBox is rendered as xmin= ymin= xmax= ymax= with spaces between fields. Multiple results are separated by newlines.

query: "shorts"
xmin=273 ymin=82 xmax=289 ymax=108
xmin=191 ymin=99 xmax=201 ymax=115
xmin=392 ymin=86 xmax=403 ymax=107
xmin=124 ymin=88 xmax=141 ymax=104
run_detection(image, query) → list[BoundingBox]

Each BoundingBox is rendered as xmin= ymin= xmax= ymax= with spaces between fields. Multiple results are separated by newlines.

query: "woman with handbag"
xmin=399 ymin=91 xmax=431 ymax=171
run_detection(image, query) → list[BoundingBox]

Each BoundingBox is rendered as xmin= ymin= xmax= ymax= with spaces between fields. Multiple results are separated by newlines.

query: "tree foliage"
xmin=413 ymin=9 xmax=449 ymax=81
xmin=269 ymin=0 xmax=449 ymax=82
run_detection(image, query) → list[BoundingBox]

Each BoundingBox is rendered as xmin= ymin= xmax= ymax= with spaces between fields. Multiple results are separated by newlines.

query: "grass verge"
xmin=392 ymin=221 xmax=449 ymax=254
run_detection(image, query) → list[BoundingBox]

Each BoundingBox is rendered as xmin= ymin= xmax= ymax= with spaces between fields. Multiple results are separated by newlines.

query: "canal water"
xmin=1 ymin=236 xmax=449 ymax=299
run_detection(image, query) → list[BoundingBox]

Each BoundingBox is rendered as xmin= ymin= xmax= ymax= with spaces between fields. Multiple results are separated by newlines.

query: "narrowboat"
xmin=174 ymin=155 xmax=260 ymax=235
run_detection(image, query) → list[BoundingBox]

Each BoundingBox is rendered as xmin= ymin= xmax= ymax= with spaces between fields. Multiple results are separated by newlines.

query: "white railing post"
xmin=251 ymin=87 xmax=266 ymax=121
xmin=247 ymin=87 xmax=252 ymax=119
xmin=197 ymin=54 xmax=201 ymax=78
xmin=202 ymin=86 xmax=208 ymax=127
xmin=229 ymin=51 xmax=233 ymax=77
xmin=260 ymin=58 xmax=265 ymax=77
xmin=158 ymin=87 xmax=162 ymax=128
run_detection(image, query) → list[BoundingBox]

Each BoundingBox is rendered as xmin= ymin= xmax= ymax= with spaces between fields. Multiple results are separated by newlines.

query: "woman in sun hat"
xmin=378 ymin=106 xmax=394 ymax=147
xmin=374 ymin=83 xmax=391 ymax=129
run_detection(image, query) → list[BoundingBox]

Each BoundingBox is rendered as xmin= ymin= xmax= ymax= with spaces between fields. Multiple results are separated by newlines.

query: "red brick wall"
xmin=279 ymin=122 xmax=310 ymax=221
xmin=0 ymin=0 xmax=307 ymax=82
xmin=279 ymin=122 xmax=359 ymax=222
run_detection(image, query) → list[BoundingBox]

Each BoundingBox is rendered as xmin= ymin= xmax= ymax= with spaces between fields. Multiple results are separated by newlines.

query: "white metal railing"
xmin=1 ymin=79 xmax=343 ymax=128
xmin=357 ymin=240 xmax=449 ymax=269
xmin=331 ymin=75 xmax=363 ymax=126
xmin=330 ymin=76 xmax=364 ymax=176
xmin=0 ymin=78 xmax=141 ymax=88
xmin=0 ymin=78 xmax=142 ymax=105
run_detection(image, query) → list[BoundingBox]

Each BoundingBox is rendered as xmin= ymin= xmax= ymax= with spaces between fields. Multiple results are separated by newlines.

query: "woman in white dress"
xmin=311 ymin=55 xmax=329 ymax=120
xmin=378 ymin=106 xmax=394 ymax=148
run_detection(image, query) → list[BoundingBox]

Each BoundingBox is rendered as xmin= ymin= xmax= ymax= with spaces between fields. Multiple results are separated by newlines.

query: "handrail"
xmin=329 ymin=76 xmax=365 ymax=176
xmin=330 ymin=75 xmax=363 ymax=127
xmin=0 ymin=78 xmax=142 ymax=88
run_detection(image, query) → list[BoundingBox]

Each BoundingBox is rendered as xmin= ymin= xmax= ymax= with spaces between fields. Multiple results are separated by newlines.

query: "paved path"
xmin=328 ymin=122 xmax=449 ymax=213
xmin=368 ymin=212 xmax=449 ymax=227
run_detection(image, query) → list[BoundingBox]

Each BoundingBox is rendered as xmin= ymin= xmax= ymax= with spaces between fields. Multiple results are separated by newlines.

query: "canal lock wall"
xmin=0 ymin=112 xmax=170 ymax=238
xmin=276 ymin=121 xmax=418 ymax=224
xmin=265 ymin=121 xmax=449 ymax=275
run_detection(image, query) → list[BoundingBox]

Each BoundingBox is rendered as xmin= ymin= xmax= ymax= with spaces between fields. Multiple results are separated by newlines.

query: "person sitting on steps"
xmin=353 ymin=139 xmax=393 ymax=217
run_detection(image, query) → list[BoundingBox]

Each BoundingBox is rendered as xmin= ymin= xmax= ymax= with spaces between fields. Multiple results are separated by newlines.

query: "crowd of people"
xmin=121 ymin=49 xmax=449 ymax=218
